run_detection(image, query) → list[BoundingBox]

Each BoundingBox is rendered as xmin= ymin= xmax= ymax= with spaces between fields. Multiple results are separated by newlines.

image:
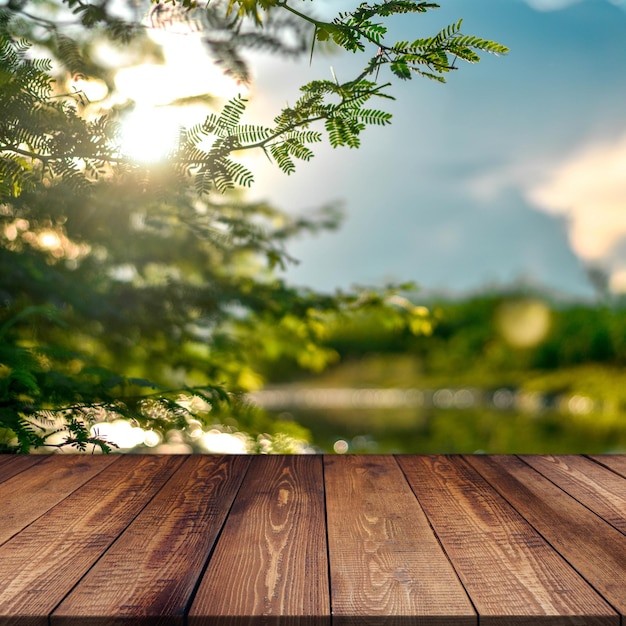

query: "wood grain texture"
xmin=325 ymin=455 xmax=475 ymax=626
xmin=188 ymin=455 xmax=329 ymax=626
xmin=468 ymin=454 xmax=626 ymax=616
xmin=51 ymin=455 xmax=251 ymax=626
xmin=397 ymin=455 xmax=617 ymax=626
xmin=0 ymin=454 xmax=184 ymax=625
xmin=0 ymin=454 xmax=624 ymax=626
xmin=0 ymin=455 xmax=44 ymax=485
xmin=520 ymin=455 xmax=626 ymax=535
xmin=588 ymin=454 xmax=626 ymax=478
xmin=0 ymin=454 xmax=118 ymax=547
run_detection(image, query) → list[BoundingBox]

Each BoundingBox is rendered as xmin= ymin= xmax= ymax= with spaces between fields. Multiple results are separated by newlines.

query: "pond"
xmin=257 ymin=388 xmax=626 ymax=454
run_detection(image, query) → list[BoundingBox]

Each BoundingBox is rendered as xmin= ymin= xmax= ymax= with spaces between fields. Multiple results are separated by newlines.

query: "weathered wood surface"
xmin=325 ymin=455 xmax=475 ymax=626
xmin=188 ymin=455 xmax=329 ymax=626
xmin=0 ymin=454 xmax=623 ymax=626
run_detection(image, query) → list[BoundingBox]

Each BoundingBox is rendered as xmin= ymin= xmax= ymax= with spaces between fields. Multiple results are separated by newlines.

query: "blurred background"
xmin=244 ymin=0 xmax=626 ymax=454
xmin=249 ymin=290 xmax=626 ymax=454
xmin=3 ymin=0 xmax=626 ymax=454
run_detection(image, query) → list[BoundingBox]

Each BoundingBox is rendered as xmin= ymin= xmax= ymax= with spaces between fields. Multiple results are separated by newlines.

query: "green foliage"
xmin=0 ymin=14 xmax=122 ymax=199
xmin=2 ymin=0 xmax=508 ymax=192
xmin=314 ymin=288 xmax=626 ymax=390
xmin=0 ymin=306 xmax=116 ymax=452
xmin=313 ymin=3 xmax=509 ymax=82
xmin=0 ymin=0 xmax=506 ymax=452
xmin=387 ymin=20 xmax=509 ymax=81
xmin=278 ymin=290 xmax=626 ymax=453
xmin=149 ymin=1 xmax=311 ymax=83
xmin=153 ymin=0 xmax=509 ymax=166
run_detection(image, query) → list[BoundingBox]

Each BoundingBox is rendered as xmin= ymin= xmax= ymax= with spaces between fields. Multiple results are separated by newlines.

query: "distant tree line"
xmin=260 ymin=289 xmax=626 ymax=387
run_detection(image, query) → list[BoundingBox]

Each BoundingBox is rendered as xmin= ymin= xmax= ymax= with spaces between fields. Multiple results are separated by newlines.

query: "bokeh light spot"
xmin=495 ymin=299 xmax=551 ymax=348
xmin=333 ymin=439 xmax=349 ymax=454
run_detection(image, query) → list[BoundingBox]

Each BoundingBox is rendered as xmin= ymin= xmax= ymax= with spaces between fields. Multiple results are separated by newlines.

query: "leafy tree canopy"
xmin=0 ymin=0 xmax=507 ymax=453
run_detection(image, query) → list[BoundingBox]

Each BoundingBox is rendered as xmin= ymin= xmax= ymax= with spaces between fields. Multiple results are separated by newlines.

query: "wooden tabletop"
xmin=0 ymin=454 xmax=624 ymax=626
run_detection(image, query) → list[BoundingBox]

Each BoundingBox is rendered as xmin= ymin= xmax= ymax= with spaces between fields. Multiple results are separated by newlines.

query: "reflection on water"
xmin=251 ymin=386 xmax=598 ymax=413
xmin=252 ymin=387 xmax=626 ymax=455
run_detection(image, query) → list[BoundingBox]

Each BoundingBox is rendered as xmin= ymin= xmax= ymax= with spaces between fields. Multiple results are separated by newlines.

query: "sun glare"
xmin=119 ymin=105 xmax=182 ymax=163
xmin=114 ymin=29 xmax=249 ymax=165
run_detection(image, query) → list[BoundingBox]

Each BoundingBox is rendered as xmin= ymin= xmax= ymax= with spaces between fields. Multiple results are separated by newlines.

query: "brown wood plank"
xmin=324 ymin=455 xmax=475 ymax=626
xmin=520 ymin=455 xmax=626 ymax=535
xmin=0 ymin=454 xmax=119 ymax=546
xmin=188 ymin=455 xmax=329 ymax=626
xmin=468 ymin=454 xmax=626 ymax=617
xmin=0 ymin=454 xmax=45 ymax=485
xmin=0 ymin=454 xmax=184 ymax=626
xmin=588 ymin=454 xmax=626 ymax=478
xmin=51 ymin=455 xmax=251 ymax=626
xmin=397 ymin=455 xmax=617 ymax=626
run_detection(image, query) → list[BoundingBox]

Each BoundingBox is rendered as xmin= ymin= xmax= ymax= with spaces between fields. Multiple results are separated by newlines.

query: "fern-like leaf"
xmin=269 ymin=142 xmax=296 ymax=174
xmin=216 ymin=95 xmax=247 ymax=133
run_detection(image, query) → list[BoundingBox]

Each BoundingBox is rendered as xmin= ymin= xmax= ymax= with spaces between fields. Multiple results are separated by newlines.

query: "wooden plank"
xmin=188 ymin=455 xmax=329 ymax=626
xmin=468 ymin=455 xmax=626 ymax=617
xmin=51 ymin=455 xmax=251 ymax=626
xmin=0 ymin=454 xmax=184 ymax=626
xmin=588 ymin=455 xmax=626 ymax=478
xmin=324 ymin=455 xmax=475 ymax=626
xmin=397 ymin=455 xmax=617 ymax=626
xmin=0 ymin=454 xmax=119 ymax=546
xmin=0 ymin=455 xmax=45 ymax=485
xmin=520 ymin=455 xmax=626 ymax=535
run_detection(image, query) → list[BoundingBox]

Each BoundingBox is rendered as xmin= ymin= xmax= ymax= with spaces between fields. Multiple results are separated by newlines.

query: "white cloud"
xmin=467 ymin=160 xmax=544 ymax=204
xmin=468 ymin=132 xmax=626 ymax=292
xmin=526 ymin=134 xmax=626 ymax=263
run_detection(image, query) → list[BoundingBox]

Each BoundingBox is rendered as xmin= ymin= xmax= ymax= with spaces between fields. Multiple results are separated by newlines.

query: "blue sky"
xmin=242 ymin=0 xmax=626 ymax=299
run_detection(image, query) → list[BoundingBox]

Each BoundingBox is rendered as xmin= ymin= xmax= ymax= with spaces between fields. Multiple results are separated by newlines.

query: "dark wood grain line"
xmin=0 ymin=454 xmax=119 ymax=547
xmin=0 ymin=455 xmax=45 ymax=485
xmin=588 ymin=455 xmax=626 ymax=479
xmin=0 ymin=455 xmax=184 ymax=625
xmin=50 ymin=455 xmax=251 ymax=626
xmin=397 ymin=455 xmax=617 ymax=626
xmin=520 ymin=455 xmax=626 ymax=535
xmin=467 ymin=454 xmax=626 ymax=617
xmin=188 ymin=455 xmax=330 ymax=626
xmin=325 ymin=455 xmax=475 ymax=626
